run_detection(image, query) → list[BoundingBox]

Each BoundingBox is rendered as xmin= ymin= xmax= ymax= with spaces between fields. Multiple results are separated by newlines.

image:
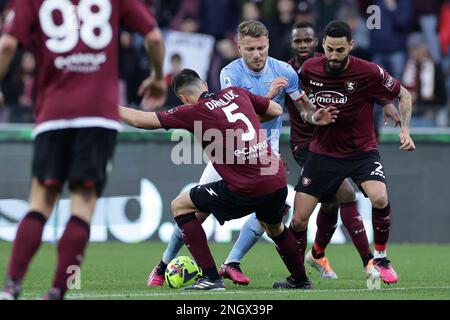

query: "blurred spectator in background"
xmin=294 ymin=1 xmax=315 ymax=25
xmin=402 ymin=33 xmax=447 ymax=126
xmin=242 ymin=0 xmax=263 ymax=21
xmin=412 ymin=0 xmax=443 ymax=63
xmin=338 ymin=6 xmax=372 ymax=60
xmin=369 ymin=0 xmax=412 ymax=80
xmin=2 ymin=51 xmax=35 ymax=123
xmin=199 ymin=0 xmax=240 ymax=40
xmin=208 ymin=37 xmax=240 ymax=92
xmin=179 ymin=14 xmax=200 ymax=33
xmin=119 ymin=31 xmax=145 ymax=107
xmin=164 ymin=53 xmax=183 ymax=107
xmin=167 ymin=0 xmax=200 ymax=31
xmin=313 ymin=0 xmax=354 ymax=37
xmin=268 ymin=0 xmax=296 ymax=61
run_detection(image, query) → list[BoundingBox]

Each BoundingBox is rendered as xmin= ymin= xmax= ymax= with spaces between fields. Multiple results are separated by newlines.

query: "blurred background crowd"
xmin=0 ymin=0 xmax=449 ymax=128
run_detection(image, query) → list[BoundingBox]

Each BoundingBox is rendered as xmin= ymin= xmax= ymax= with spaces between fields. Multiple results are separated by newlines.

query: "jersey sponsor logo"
xmin=309 ymin=80 xmax=324 ymax=87
xmin=302 ymin=177 xmax=311 ymax=186
xmin=345 ymin=81 xmax=357 ymax=93
xmin=313 ymin=91 xmax=348 ymax=108
xmin=234 ymin=140 xmax=269 ymax=160
xmin=382 ymin=75 xmax=396 ymax=91
xmin=54 ymin=52 xmax=106 ymax=72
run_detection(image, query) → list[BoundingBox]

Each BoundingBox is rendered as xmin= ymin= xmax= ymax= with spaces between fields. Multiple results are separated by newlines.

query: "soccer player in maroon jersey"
xmin=287 ymin=22 xmax=400 ymax=281
xmin=275 ymin=21 xmax=415 ymax=288
xmin=119 ymin=69 xmax=338 ymax=290
xmin=0 ymin=0 xmax=166 ymax=300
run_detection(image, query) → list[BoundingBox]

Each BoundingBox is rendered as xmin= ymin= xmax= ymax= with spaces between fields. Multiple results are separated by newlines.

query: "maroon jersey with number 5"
xmin=300 ymin=55 xmax=401 ymax=158
xmin=157 ymin=87 xmax=287 ymax=197
xmin=3 ymin=0 xmax=156 ymax=136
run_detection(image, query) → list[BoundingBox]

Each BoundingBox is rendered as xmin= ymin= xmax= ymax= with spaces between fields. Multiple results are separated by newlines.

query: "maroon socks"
xmin=372 ymin=203 xmax=391 ymax=254
xmin=51 ymin=216 xmax=90 ymax=296
xmin=175 ymin=213 xmax=219 ymax=280
xmin=7 ymin=211 xmax=47 ymax=281
xmin=271 ymin=226 xmax=306 ymax=279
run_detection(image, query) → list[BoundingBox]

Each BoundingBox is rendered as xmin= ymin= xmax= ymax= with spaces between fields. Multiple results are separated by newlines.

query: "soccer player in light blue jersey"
xmin=147 ymin=21 xmax=319 ymax=287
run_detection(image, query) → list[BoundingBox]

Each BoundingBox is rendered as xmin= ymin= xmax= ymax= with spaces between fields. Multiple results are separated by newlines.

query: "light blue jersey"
xmin=220 ymin=57 xmax=303 ymax=154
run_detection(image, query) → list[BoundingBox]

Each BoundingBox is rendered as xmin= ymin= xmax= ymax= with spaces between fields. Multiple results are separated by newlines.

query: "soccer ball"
xmin=165 ymin=256 xmax=202 ymax=288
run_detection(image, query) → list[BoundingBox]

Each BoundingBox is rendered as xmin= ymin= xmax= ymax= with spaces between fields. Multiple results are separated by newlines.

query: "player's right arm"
xmin=259 ymin=100 xmax=283 ymax=122
xmin=119 ymin=105 xmax=162 ymax=130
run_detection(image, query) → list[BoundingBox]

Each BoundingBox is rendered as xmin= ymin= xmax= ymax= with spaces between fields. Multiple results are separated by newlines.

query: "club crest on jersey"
xmin=302 ymin=177 xmax=312 ymax=186
xmin=345 ymin=81 xmax=357 ymax=93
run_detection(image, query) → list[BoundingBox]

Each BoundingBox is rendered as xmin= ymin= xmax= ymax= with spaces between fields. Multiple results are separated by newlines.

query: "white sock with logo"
xmin=374 ymin=250 xmax=387 ymax=259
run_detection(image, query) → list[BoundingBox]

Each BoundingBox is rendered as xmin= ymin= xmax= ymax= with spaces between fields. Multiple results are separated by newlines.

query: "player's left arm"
xmin=396 ymin=85 xmax=416 ymax=151
xmin=119 ymin=105 xmax=162 ymax=130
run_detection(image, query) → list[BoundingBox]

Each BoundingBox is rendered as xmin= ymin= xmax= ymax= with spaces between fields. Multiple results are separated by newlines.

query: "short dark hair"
xmin=292 ymin=21 xmax=315 ymax=32
xmin=237 ymin=20 xmax=269 ymax=40
xmin=172 ymin=69 xmax=201 ymax=93
xmin=324 ymin=21 xmax=352 ymax=42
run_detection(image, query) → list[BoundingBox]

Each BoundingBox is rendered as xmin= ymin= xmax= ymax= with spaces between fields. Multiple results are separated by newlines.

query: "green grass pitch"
xmin=1 ymin=241 xmax=449 ymax=300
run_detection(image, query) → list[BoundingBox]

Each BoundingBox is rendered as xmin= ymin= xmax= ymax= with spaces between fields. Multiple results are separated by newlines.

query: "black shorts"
xmin=295 ymin=150 xmax=387 ymax=201
xmin=32 ymin=128 xmax=117 ymax=196
xmin=190 ymin=180 xmax=288 ymax=225
xmin=292 ymin=146 xmax=309 ymax=168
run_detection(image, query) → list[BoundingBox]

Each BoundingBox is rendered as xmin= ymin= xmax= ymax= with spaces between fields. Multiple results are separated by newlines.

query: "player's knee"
xmin=370 ymin=194 xmax=389 ymax=209
xmin=337 ymin=188 xmax=356 ymax=203
xmin=171 ymin=198 xmax=183 ymax=217
xmin=290 ymin=214 xmax=308 ymax=232
xmin=320 ymin=202 xmax=339 ymax=215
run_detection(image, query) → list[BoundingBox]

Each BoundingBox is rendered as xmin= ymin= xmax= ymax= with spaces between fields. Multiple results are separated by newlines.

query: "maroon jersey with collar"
xmin=3 ymin=0 xmax=156 ymax=136
xmin=157 ymin=87 xmax=287 ymax=197
xmin=300 ymin=55 xmax=401 ymax=158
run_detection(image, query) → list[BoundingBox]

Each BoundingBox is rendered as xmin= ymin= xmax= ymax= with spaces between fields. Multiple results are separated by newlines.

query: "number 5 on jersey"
xmin=223 ymin=103 xmax=256 ymax=142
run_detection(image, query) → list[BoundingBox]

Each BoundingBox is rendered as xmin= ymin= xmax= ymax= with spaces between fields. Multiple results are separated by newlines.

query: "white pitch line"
xmin=55 ymin=285 xmax=450 ymax=299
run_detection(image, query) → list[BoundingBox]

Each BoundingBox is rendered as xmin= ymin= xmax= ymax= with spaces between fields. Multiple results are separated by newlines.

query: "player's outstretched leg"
xmin=147 ymin=225 xmax=184 ymax=287
xmin=219 ymin=213 xmax=263 ymax=286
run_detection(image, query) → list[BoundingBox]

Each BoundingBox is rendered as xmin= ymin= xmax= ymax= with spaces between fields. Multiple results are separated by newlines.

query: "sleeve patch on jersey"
xmin=382 ymin=75 xmax=396 ymax=91
xmin=224 ymin=77 xmax=233 ymax=88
